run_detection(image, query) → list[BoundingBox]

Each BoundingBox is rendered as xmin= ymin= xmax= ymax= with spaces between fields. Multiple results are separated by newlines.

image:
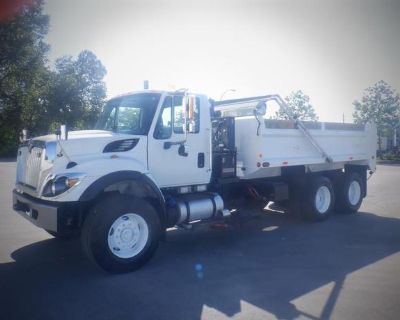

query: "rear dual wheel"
xmin=290 ymin=172 xmax=364 ymax=221
xmin=302 ymin=176 xmax=335 ymax=221
xmin=334 ymin=172 xmax=363 ymax=213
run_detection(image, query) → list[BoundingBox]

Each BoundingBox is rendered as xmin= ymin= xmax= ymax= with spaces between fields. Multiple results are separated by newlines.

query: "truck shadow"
xmin=1 ymin=210 xmax=399 ymax=320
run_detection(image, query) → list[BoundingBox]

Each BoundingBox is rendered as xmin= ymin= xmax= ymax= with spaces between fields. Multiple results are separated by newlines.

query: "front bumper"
xmin=12 ymin=189 xmax=80 ymax=232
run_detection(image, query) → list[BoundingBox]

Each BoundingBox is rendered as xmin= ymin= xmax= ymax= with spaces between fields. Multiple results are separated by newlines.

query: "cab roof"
xmin=109 ymin=90 xmax=204 ymax=101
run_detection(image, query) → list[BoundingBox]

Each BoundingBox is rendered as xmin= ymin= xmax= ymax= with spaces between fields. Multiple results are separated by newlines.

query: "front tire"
xmin=81 ymin=194 xmax=162 ymax=273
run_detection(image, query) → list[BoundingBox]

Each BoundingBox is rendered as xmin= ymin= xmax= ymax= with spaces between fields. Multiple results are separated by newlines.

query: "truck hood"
xmin=16 ymin=129 xmax=148 ymax=199
xmin=34 ymin=130 xmax=117 ymax=142
xmin=32 ymin=130 xmax=145 ymax=160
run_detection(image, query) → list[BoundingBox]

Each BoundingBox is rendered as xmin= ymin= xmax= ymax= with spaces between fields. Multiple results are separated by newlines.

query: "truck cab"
xmin=13 ymin=90 xmax=227 ymax=272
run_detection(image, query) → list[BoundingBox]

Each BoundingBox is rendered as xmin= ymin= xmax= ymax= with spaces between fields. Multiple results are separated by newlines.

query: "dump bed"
xmin=234 ymin=118 xmax=377 ymax=179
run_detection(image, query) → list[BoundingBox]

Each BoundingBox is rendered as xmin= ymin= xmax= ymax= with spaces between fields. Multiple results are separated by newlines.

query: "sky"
xmin=44 ymin=0 xmax=400 ymax=122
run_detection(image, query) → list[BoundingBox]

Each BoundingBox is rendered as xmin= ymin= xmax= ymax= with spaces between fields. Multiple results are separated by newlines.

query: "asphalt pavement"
xmin=0 ymin=160 xmax=399 ymax=320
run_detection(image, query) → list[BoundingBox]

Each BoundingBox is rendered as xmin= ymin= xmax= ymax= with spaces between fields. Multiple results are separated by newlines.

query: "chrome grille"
xmin=16 ymin=141 xmax=45 ymax=190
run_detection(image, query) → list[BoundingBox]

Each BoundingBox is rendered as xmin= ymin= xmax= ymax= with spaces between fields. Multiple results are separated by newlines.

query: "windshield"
xmin=95 ymin=93 xmax=161 ymax=135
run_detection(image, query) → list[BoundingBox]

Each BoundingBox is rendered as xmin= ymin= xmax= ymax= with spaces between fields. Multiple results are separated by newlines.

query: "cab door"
xmin=147 ymin=94 xmax=211 ymax=188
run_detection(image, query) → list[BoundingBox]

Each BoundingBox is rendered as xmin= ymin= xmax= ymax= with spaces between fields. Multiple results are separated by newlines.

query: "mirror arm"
xmin=253 ymin=110 xmax=262 ymax=136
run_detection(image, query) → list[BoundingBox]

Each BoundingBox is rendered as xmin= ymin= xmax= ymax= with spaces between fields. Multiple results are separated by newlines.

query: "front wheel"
xmin=81 ymin=194 xmax=162 ymax=273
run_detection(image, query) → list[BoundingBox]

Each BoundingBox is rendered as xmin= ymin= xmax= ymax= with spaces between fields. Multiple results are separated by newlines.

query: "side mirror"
xmin=255 ymin=101 xmax=267 ymax=116
xmin=183 ymin=95 xmax=198 ymax=134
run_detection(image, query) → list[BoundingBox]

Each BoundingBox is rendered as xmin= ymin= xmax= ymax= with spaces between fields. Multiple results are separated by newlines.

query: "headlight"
xmin=42 ymin=173 xmax=86 ymax=197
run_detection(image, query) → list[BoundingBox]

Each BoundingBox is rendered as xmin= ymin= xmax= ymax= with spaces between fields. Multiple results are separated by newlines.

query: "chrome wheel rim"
xmin=107 ymin=213 xmax=149 ymax=259
xmin=348 ymin=180 xmax=361 ymax=206
xmin=315 ymin=186 xmax=331 ymax=214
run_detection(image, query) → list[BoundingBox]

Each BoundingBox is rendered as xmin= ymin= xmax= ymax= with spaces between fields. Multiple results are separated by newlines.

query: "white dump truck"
xmin=13 ymin=90 xmax=377 ymax=273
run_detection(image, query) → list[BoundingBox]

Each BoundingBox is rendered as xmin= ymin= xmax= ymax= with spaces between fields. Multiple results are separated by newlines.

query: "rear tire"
xmin=302 ymin=176 xmax=335 ymax=222
xmin=335 ymin=172 xmax=363 ymax=214
xmin=81 ymin=194 xmax=162 ymax=273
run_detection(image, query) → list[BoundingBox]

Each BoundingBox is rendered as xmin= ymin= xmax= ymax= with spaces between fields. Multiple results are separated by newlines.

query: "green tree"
xmin=48 ymin=50 xmax=107 ymax=131
xmin=0 ymin=0 xmax=50 ymax=155
xmin=0 ymin=1 xmax=107 ymax=156
xmin=353 ymin=80 xmax=400 ymax=152
xmin=276 ymin=90 xmax=319 ymax=121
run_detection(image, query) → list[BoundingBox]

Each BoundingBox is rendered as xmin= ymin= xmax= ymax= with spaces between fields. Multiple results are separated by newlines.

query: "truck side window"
xmin=154 ymin=96 xmax=172 ymax=139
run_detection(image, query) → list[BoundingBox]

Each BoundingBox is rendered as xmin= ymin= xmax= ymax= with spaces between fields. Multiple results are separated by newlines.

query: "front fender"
xmin=65 ymin=156 xmax=148 ymax=176
xmin=79 ymin=170 xmax=162 ymax=202
xmin=79 ymin=170 xmax=167 ymax=227
xmin=41 ymin=157 xmax=148 ymax=202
